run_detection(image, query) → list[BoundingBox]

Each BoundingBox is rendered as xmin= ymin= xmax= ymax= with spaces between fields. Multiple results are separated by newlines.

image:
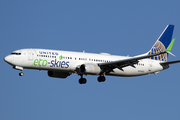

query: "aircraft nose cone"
xmin=4 ymin=55 xmax=12 ymax=64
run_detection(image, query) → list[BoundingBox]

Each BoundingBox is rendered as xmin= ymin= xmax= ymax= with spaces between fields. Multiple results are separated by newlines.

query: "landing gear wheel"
xmin=98 ymin=75 xmax=106 ymax=82
xmin=78 ymin=74 xmax=87 ymax=84
xmin=79 ymin=78 xmax=87 ymax=84
xmin=19 ymin=72 xmax=24 ymax=76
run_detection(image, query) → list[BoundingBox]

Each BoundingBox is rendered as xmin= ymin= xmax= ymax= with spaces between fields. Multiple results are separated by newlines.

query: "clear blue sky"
xmin=1 ymin=0 xmax=180 ymax=120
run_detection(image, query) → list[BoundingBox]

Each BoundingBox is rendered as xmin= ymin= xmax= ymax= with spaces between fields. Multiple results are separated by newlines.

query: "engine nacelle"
xmin=48 ymin=71 xmax=71 ymax=78
xmin=79 ymin=63 xmax=101 ymax=75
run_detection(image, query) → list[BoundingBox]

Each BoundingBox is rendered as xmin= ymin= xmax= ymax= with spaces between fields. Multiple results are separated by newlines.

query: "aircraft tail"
xmin=148 ymin=24 xmax=174 ymax=61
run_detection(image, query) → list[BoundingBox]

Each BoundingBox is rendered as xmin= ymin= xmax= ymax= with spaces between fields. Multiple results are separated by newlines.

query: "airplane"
xmin=4 ymin=24 xmax=180 ymax=84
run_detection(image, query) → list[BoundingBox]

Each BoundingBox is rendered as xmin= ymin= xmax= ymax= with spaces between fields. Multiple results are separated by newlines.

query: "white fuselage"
xmin=4 ymin=48 xmax=168 ymax=77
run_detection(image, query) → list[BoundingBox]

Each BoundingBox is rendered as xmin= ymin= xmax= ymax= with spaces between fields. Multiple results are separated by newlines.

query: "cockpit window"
xmin=11 ymin=52 xmax=21 ymax=55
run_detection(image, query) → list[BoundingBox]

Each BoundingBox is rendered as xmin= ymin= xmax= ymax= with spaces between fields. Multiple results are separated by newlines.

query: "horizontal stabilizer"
xmin=160 ymin=60 xmax=180 ymax=65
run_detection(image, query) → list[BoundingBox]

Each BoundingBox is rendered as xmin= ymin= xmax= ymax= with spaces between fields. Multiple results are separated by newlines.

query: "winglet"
xmin=166 ymin=38 xmax=175 ymax=52
xmin=165 ymin=38 xmax=175 ymax=56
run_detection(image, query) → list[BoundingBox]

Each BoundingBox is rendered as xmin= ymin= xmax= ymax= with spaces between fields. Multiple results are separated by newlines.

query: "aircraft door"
xmin=28 ymin=50 xmax=33 ymax=60
xmin=148 ymin=61 xmax=152 ymax=71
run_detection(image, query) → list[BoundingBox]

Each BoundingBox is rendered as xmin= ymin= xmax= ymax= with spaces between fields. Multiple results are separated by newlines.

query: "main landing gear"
xmin=78 ymin=75 xmax=106 ymax=84
xmin=97 ymin=75 xmax=106 ymax=82
xmin=79 ymin=75 xmax=87 ymax=84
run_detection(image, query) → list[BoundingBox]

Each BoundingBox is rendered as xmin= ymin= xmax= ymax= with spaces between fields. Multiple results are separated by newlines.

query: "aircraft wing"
xmin=98 ymin=51 xmax=167 ymax=73
xmin=98 ymin=39 xmax=176 ymax=73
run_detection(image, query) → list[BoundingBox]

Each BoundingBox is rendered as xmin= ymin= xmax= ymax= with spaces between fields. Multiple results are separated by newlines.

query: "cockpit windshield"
xmin=11 ymin=52 xmax=21 ymax=55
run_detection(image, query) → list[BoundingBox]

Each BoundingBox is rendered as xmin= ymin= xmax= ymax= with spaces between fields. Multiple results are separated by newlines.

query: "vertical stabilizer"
xmin=148 ymin=25 xmax=174 ymax=61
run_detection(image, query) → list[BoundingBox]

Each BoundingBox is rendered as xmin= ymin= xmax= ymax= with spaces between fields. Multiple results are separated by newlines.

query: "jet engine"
xmin=48 ymin=71 xmax=71 ymax=78
xmin=79 ymin=63 xmax=101 ymax=75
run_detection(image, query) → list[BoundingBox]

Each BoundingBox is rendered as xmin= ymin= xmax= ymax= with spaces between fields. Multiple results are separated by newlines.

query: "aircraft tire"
xmin=98 ymin=76 xmax=106 ymax=82
xmin=79 ymin=78 xmax=87 ymax=84
xmin=19 ymin=72 xmax=24 ymax=76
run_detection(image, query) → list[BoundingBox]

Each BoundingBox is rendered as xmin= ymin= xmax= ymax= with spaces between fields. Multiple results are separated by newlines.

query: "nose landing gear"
xmin=19 ymin=71 xmax=24 ymax=76
xmin=13 ymin=66 xmax=24 ymax=76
